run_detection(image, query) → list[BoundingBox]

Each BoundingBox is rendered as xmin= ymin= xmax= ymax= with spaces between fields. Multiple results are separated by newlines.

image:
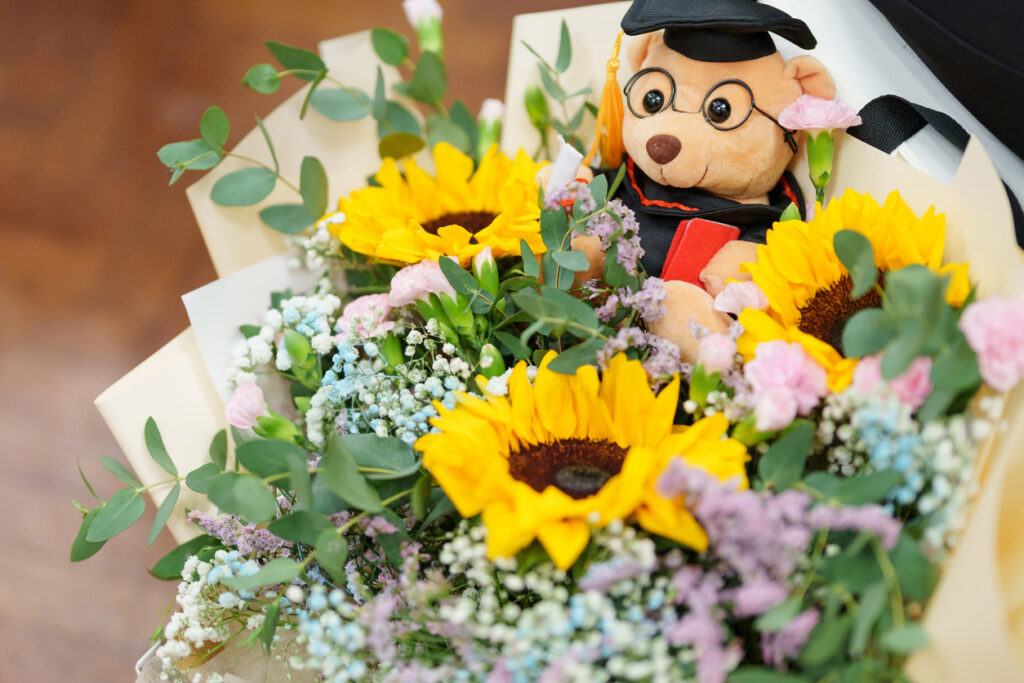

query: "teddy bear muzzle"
xmin=645 ymin=134 xmax=681 ymax=164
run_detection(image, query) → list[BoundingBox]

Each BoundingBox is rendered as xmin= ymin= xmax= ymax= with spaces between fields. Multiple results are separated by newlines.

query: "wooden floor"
xmin=0 ymin=1 xmax=593 ymax=679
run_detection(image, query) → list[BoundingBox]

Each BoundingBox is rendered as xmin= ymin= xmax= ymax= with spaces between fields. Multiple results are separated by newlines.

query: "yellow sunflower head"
xmin=415 ymin=352 xmax=749 ymax=570
xmin=738 ymin=190 xmax=970 ymax=391
xmin=330 ymin=142 xmax=544 ymax=267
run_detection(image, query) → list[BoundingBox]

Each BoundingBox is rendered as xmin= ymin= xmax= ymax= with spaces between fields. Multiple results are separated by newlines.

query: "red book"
xmin=660 ymin=218 xmax=740 ymax=290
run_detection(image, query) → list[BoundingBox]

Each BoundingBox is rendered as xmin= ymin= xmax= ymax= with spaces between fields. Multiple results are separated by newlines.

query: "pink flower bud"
xmin=778 ymin=95 xmax=862 ymax=132
xmin=852 ymin=353 xmax=934 ymax=410
xmin=225 ymin=380 xmax=265 ymax=429
xmin=697 ymin=333 xmax=737 ymax=373
xmin=388 ymin=259 xmax=456 ymax=308
xmin=713 ymin=281 xmax=768 ymax=315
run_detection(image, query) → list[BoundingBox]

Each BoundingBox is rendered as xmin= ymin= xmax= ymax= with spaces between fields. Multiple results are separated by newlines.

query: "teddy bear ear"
xmin=784 ymin=55 xmax=836 ymax=100
xmin=626 ymin=32 xmax=659 ymax=72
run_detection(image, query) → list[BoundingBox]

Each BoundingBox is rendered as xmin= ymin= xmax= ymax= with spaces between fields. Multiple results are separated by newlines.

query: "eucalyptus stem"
xmin=226 ymin=152 xmax=301 ymax=194
xmin=135 ymin=476 xmax=184 ymax=494
xmin=871 ymin=537 xmax=905 ymax=628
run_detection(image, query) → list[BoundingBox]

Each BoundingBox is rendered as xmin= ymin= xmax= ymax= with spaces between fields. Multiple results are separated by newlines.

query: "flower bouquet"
xmin=74 ymin=2 xmax=1024 ymax=682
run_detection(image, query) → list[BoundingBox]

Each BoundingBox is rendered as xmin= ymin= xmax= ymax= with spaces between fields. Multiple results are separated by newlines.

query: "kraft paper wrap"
xmin=104 ymin=5 xmax=1024 ymax=680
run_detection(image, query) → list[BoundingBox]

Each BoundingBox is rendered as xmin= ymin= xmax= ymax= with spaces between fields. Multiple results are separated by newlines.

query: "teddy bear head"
xmin=622 ymin=30 xmax=835 ymax=202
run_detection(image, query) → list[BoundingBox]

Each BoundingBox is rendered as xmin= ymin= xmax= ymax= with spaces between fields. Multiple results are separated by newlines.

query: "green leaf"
xmin=540 ymin=207 xmax=571 ymax=254
xmin=283 ymin=329 xmax=314 ymax=365
xmin=758 ymin=420 xmax=813 ymax=490
xmin=411 ymin=473 xmax=431 ymax=520
xmin=299 ymin=156 xmax=328 ymax=217
xmin=880 ymin=623 xmax=928 ymax=654
xmin=223 ymin=557 xmax=302 ymax=590
xmin=754 ymin=596 xmax=802 ymax=633
xmin=100 ymin=455 xmax=142 ymax=489
xmin=421 ymin=491 xmax=455 ymax=529
xmin=546 ymin=338 xmax=604 ymax=373
xmin=77 ymin=460 xmax=101 ymax=502
xmin=253 ymin=116 xmax=278 ymax=174
xmin=144 ymin=417 xmax=178 ymax=477
xmin=288 ymin=454 xmax=313 ymax=509
xmin=261 ymin=600 xmax=281 ymax=654
xmin=70 ymin=509 xmax=107 ymax=562
xmin=521 ymin=239 xmax=540 ymax=278
xmin=555 ymin=19 xmax=572 ymax=73
xmin=267 ymin=510 xmax=335 ymax=546
xmin=210 ymin=167 xmax=277 ymax=207
xmin=334 ymin=434 xmax=421 ymax=480
xmin=157 ymin=139 xmax=220 ymax=170
xmin=931 ymin=338 xmax=981 ymax=393
xmin=449 ymin=100 xmax=480 ymax=155
xmin=587 ymin=173 xmax=608 ymax=209
xmin=880 ymin=326 xmax=930 ymax=380
xmin=409 ymin=51 xmax=447 ymax=105
xmin=310 ymin=88 xmax=370 ymax=121
xmin=379 ymin=133 xmax=425 ymax=160
xmin=199 ymin=106 xmax=230 ymax=153
xmin=236 ymin=439 xmax=308 ymax=480
xmin=916 ymin=387 xmax=959 ymax=423
xmin=426 ymin=114 xmax=472 ymax=154
xmin=371 ymin=27 xmax=409 ymax=66
xmin=550 ymin=249 xmax=590 ymax=272
xmin=890 ymin=535 xmax=939 ymax=601
xmin=209 ymin=429 xmax=228 ymax=470
xmin=185 ymin=462 xmax=221 ymax=494
xmin=208 ymin=472 xmax=278 ymax=523
xmin=842 ymin=308 xmax=896 ymax=358
xmin=314 ymin=528 xmax=349 ymax=582
xmin=728 ymin=670 xmax=812 ymax=683
xmin=849 ymin=581 xmax=887 ymax=656
xmin=439 ymin=256 xmax=479 ymax=297
xmin=377 ymin=101 xmax=421 ymax=138
xmin=87 ymin=488 xmax=146 ymax=542
xmin=538 ymin=64 xmax=566 ymax=102
xmin=834 ymin=230 xmax=877 ymax=298
xmin=494 ymin=330 xmax=531 ymax=361
xmin=779 ymin=202 xmax=802 ymax=222
xmin=372 ymin=66 xmax=387 ymax=121
xmin=321 ymin=434 xmax=384 ymax=512
xmin=147 ymin=482 xmax=180 ymax=546
xmin=242 ymin=63 xmax=281 ymax=94
xmin=260 ymin=204 xmax=316 ymax=235
xmin=149 ymin=534 xmax=221 ymax=580
xmin=265 ymin=40 xmax=326 ymax=80
xmin=299 ymin=68 xmax=328 ymax=120
xmin=833 ymin=470 xmax=903 ymax=505
xmin=799 ymin=615 xmax=854 ymax=667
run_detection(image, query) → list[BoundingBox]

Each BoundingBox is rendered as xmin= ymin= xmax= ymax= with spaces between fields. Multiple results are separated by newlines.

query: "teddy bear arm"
xmin=699 ymin=240 xmax=759 ymax=297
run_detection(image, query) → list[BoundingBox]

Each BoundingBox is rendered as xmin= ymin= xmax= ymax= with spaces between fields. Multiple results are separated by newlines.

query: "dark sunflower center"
xmin=420 ymin=211 xmax=498 ymax=236
xmin=797 ymin=273 xmax=884 ymax=355
xmin=507 ymin=438 xmax=627 ymax=500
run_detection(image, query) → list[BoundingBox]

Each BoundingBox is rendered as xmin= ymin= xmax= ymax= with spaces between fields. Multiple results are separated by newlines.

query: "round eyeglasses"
xmin=623 ymin=67 xmax=798 ymax=153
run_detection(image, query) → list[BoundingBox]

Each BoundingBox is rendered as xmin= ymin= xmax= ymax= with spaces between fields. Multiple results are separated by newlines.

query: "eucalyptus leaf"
xmin=265 ymin=41 xmax=326 ymax=80
xmin=299 ymin=156 xmax=328 ymax=217
xmin=426 ymin=114 xmax=472 ymax=154
xmin=833 ymin=470 xmax=902 ymax=505
xmin=147 ymin=482 xmax=180 ymax=546
xmin=546 ymin=338 xmax=604 ymax=374
xmin=371 ymin=27 xmax=409 ymax=66
xmin=236 ymin=439 xmax=308 ymax=479
xmin=372 ymin=66 xmax=387 ymax=121
xmin=144 ymin=417 xmax=178 ymax=476
xmin=185 ymin=462 xmax=221 ymax=494
xmin=223 ymin=557 xmax=302 ymax=590
xmin=849 ymin=581 xmax=887 ymax=656
xmin=880 ymin=326 xmax=930 ymax=379
xmin=799 ymin=615 xmax=853 ymax=667
xmin=494 ymin=330 xmax=531 ymax=361
xmin=199 ymin=106 xmax=230 ymax=153
xmin=210 ymin=167 xmax=277 ymax=207
xmin=555 ymin=19 xmax=572 ymax=73
xmin=321 ymin=434 xmax=384 ymax=512
xmin=334 ymin=433 xmax=420 ymax=480
xmin=842 ymin=308 xmax=895 ymax=358
xmin=310 ymin=88 xmax=370 ymax=121
xmin=157 ymin=139 xmax=219 ymax=170
xmin=86 ymin=488 xmax=145 ymax=542
xmin=260 ymin=204 xmax=316 ymax=235
xmin=377 ymin=101 xmax=421 ymax=138
xmin=208 ymin=472 xmax=278 ymax=523
xmin=314 ymin=528 xmax=349 ymax=582
xmin=538 ymin=64 xmax=566 ymax=102
xmin=267 ymin=510 xmax=335 ymax=546
xmin=879 ymin=623 xmax=928 ymax=654
xmin=101 ymin=455 xmax=142 ymax=489
xmin=409 ymin=51 xmax=447 ymax=104
xmin=150 ymin=534 xmax=221 ymax=580
xmin=727 ymin=669 xmax=811 ymax=683
xmin=550 ymin=249 xmax=590 ymax=272
xmin=209 ymin=429 xmax=228 ymax=470
xmin=411 ymin=473 xmax=431 ymax=520
xmin=242 ymin=63 xmax=281 ymax=94
xmin=70 ymin=509 xmax=107 ymax=562
xmin=834 ymin=229 xmax=877 ymax=298
xmin=449 ymin=100 xmax=479 ymax=155
xmin=379 ymin=133 xmax=425 ymax=160
xmin=890 ymin=535 xmax=939 ymax=601
xmin=758 ymin=420 xmax=813 ymax=490
xmin=261 ymin=600 xmax=281 ymax=654
xmin=521 ymin=239 xmax=540 ymax=278
xmin=754 ymin=596 xmax=802 ymax=633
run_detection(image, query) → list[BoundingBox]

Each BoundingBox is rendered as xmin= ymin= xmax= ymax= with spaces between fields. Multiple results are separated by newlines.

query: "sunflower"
xmin=737 ymin=190 xmax=970 ymax=391
xmin=330 ymin=142 xmax=544 ymax=266
xmin=415 ymin=352 xmax=749 ymax=570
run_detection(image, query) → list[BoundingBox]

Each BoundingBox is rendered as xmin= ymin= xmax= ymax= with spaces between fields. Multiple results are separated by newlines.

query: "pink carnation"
xmin=225 ymin=380 xmax=265 ymax=429
xmin=959 ymin=297 xmax=1024 ymax=392
xmin=745 ymin=341 xmax=828 ymax=431
xmin=697 ymin=333 xmax=737 ymax=373
xmin=336 ymin=294 xmax=395 ymax=340
xmin=713 ymin=281 xmax=768 ymax=316
xmin=778 ymin=95 xmax=862 ymax=132
xmin=388 ymin=259 xmax=456 ymax=308
xmin=852 ymin=353 xmax=934 ymax=410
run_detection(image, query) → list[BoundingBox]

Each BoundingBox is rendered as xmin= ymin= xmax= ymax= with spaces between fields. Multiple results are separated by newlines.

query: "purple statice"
xmin=187 ymin=510 xmax=292 ymax=558
xmin=644 ymin=333 xmax=685 ymax=380
xmin=362 ymin=590 xmax=399 ymax=662
xmin=808 ymin=504 xmax=901 ymax=550
xmin=585 ymin=199 xmax=645 ymax=275
xmin=596 ymin=327 xmax=648 ymax=370
xmin=595 ymin=293 xmax=620 ymax=323
xmin=579 ymin=557 xmax=647 ymax=593
xmin=665 ymin=569 xmax=741 ymax=683
xmin=761 ymin=609 xmax=820 ymax=667
xmin=619 ymin=277 xmax=667 ymax=322
xmin=727 ymin=578 xmax=789 ymax=618
xmin=543 ymin=180 xmax=597 ymax=213
xmin=360 ymin=515 xmax=399 ymax=538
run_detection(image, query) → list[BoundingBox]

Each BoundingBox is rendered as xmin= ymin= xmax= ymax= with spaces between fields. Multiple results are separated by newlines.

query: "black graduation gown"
xmin=601 ymin=156 xmax=806 ymax=277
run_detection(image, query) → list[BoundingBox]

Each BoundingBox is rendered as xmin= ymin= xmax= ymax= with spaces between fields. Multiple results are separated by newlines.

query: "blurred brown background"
xmin=0 ymin=0 xmax=594 ymax=680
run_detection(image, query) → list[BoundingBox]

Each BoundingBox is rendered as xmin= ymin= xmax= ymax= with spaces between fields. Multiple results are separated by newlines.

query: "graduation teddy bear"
xmin=548 ymin=0 xmax=837 ymax=361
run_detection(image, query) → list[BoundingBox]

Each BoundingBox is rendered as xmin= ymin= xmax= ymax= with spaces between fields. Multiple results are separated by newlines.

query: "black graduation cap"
xmin=621 ymin=0 xmax=817 ymax=63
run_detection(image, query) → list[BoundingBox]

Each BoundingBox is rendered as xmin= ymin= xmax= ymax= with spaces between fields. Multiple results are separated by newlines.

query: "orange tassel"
xmin=583 ymin=31 xmax=625 ymax=168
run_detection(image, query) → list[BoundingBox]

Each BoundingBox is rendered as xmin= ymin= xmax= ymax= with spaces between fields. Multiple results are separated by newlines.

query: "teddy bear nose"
xmin=646 ymin=135 xmax=681 ymax=164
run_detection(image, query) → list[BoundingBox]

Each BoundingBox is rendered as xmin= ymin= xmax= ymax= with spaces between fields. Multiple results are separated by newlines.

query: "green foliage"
xmin=144 ymin=417 xmax=178 ymax=476
xmin=728 ymin=670 xmax=811 ymax=682
xmin=267 ymin=510 xmax=335 ymax=546
xmin=87 ymin=488 xmax=145 ymax=542
xmin=299 ymin=156 xmax=328 ymax=217
xmin=426 ymin=113 xmax=472 ymax=154
xmin=209 ymin=429 xmax=228 ymax=470
xmin=754 ymin=596 xmax=802 ymax=633
xmin=315 ymin=527 xmax=349 ymax=582
xmin=833 ymin=230 xmax=878 ymax=298
xmin=554 ymin=20 xmax=573 ymax=73
xmin=321 ymin=434 xmax=384 ymax=513
xmin=521 ymin=24 xmax=593 ymax=158
xmin=185 ymin=462 xmax=222 ymax=494
xmin=371 ymin=28 xmax=410 ymax=66
xmin=379 ymin=133 xmax=425 ymax=160
xmin=101 ymin=455 xmax=141 ymax=489
xmin=210 ymin=167 xmax=277 ymax=207
xmin=265 ymin=41 xmax=326 ymax=80
xmin=259 ymin=204 xmax=317 ymax=234
xmin=409 ymin=51 xmax=447 ymax=105
xmin=758 ymin=420 xmax=814 ymax=490
xmin=242 ymin=63 xmax=281 ymax=94
xmin=199 ymin=106 xmax=230 ymax=154
xmin=261 ymin=599 xmax=281 ymax=654
xmin=70 ymin=509 xmax=107 ymax=562
xmin=147 ymin=483 xmax=180 ymax=545
xmin=223 ymin=557 xmax=302 ymax=590
xmin=310 ymin=88 xmax=370 ymax=121
xmin=208 ymin=472 xmax=278 ymax=523
xmin=149 ymin=534 xmax=222 ymax=580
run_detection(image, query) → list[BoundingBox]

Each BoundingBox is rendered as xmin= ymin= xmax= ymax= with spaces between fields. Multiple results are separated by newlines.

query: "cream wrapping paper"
xmin=97 ymin=4 xmax=1024 ymax=680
